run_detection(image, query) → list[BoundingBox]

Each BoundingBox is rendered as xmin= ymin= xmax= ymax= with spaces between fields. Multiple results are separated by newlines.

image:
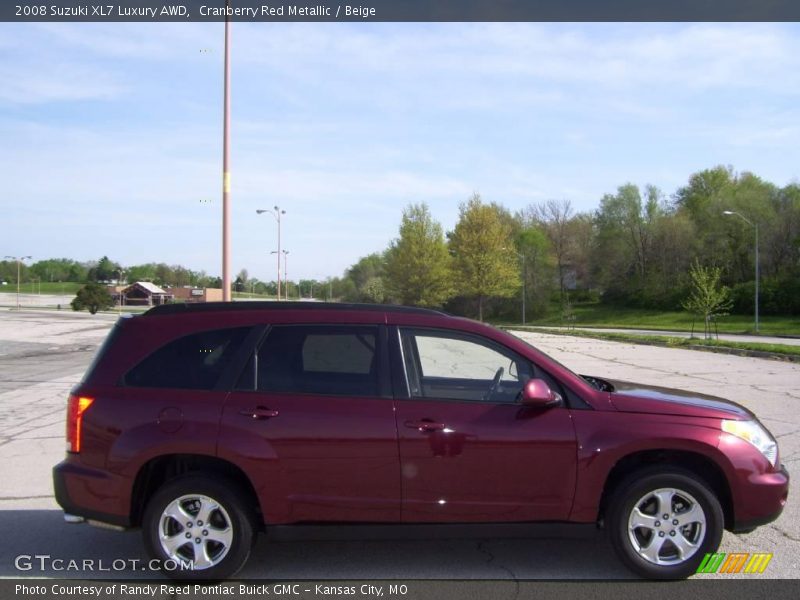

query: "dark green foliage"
xmin=71 ymin=283 xmax=114 ymax=315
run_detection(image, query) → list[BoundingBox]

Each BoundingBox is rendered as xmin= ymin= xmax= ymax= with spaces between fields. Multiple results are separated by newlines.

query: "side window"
xmin=238 ymin=325 xmax=379 ymax=397
xmin=401 ymin=329 xmax=533 ymax=403
xmin=124 ymin=327 xmax=250 ymax=390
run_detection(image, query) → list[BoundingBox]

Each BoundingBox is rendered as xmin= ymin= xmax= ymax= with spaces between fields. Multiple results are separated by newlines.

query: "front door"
xmin=219 ymin=324 xmax=400 ymax=524
xmin=394 ymin=327 xmax=578 ymax=522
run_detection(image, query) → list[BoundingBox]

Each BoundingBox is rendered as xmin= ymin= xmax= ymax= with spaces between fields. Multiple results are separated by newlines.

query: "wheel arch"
xmin=597 ymin=449 xmax=734 ymax=530
xmin=130 ymin=454 xmax=262 ymax=529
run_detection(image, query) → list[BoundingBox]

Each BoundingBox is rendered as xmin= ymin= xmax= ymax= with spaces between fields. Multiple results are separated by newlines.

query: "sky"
xmin=1 ymin=22 xmax=799 ymax=281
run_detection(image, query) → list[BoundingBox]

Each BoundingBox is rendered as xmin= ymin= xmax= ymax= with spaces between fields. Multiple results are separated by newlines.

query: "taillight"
xmin=66 ymin=394 xmax=94 ymax=453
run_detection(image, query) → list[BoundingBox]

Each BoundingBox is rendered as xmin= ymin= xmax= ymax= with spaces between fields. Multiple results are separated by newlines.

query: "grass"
xmin=0 ymin=281 xmax=84 ymax=295
xmin=522 ymin=304 xmax=800 ymax=336
xmin=232 ymin=292 xmax=278 ymax=300
xmin=511 ymin=326 xmax=800 ymax=361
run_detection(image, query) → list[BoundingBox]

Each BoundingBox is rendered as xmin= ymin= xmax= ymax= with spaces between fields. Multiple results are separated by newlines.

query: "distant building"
xmin=168 ymin=287 xmax=224 ymax=303
xmin=108 ymin=283 xmax=223 ymax=306
xmin=111 ymin=282 xmax=173 ymax=306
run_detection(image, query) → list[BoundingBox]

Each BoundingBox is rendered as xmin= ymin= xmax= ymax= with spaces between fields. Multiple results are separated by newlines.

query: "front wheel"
xmin=142 ymin=475 xmax=256 ymax=580
xmin=607 ymin=468 xmax=724 ymax=579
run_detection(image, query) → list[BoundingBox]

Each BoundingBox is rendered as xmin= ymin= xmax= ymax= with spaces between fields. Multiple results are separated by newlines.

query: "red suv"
xmin=53 ymin=302 xmax=788 ymax=580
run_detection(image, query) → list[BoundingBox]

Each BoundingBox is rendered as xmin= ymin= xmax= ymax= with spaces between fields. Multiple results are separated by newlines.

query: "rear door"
xmin=219 ymin=324 xmax=401 ymax=524
xmin=393 ymin=327 xmax=578 ymax=522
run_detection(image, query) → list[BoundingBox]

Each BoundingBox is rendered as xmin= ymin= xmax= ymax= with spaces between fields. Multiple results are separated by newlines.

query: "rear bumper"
xmin=53 ymin=459 xmax=131 ymax=529
xmin=731 ymin=463 xmax=789 ymax=533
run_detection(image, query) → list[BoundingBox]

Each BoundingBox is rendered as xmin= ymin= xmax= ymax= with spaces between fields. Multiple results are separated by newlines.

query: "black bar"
xmin=3 ymin=0 xmax=800 ymax=23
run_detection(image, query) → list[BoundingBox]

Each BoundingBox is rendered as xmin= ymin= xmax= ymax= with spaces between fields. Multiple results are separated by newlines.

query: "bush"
xmin=71 ymin=283 xmax=113 ymax=314
xmin=731 ymin=278 xmax=800 ymax=315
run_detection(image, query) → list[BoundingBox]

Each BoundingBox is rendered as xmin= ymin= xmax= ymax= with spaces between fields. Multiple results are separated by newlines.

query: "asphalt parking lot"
xmin=0 ymin=310 xmax=796 ymax=581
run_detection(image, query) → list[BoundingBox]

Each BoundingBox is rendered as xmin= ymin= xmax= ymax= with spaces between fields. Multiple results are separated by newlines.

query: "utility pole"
xmin=262 ymin=207 xmax=286 ymax=300
xmin=283 ymin=250 xmax=290 ymax=300
xmin=221 ymin=0 xmax=232 ymax=301
xmin=4 ymin=255 xmax=32 ymax=310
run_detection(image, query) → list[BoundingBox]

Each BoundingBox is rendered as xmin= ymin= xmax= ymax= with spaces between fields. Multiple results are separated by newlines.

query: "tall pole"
xmin=260 ymin=207 xmax=286 ymax=301
xmin=5 ymin=255 xmax=31 ymax=311
xmin=221 ymin=1 xmax=232 ymax=301
xmin=521 ymin=253 xmax=526 ymax=326
xmin=283 ymin=250 xmax=289 ymax=300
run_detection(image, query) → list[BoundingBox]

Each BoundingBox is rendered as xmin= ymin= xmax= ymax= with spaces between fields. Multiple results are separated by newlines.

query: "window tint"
xmin=124 ymin=327 xmax=250 ymax=390
xmin=401 ymin=329 xmax=532 ymax=403
xmin=240 ymin=325 xmax=379 ymax=397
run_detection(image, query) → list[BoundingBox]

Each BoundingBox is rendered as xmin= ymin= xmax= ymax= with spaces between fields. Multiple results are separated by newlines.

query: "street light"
xmin=221 ymin=0 xmax=233 ymax=302
xmin=282 ymin=250 xmax=290 ymax=300
xmin=270 ymin=248 xmax=290 ymax=300
xmin=503 ymin=248 xmax=526 ymax=325
xmin=4 ymin=255 xmax=32 ymax=310
xmin=258 ymin=206 xmax=286 ymax=300
xmin=723 ymin=210 xmax=759 ymax=333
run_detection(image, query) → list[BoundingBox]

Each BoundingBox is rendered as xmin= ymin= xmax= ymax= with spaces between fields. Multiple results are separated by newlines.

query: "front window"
xmin=400 ymin=328 xmax=533 ymax=403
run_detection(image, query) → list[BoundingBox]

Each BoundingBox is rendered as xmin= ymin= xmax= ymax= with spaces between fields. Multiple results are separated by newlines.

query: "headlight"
xmin=722 ymin=419 xmax=778 ymax=467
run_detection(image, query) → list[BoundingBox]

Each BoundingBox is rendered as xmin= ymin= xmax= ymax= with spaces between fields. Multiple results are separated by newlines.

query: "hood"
xmin=603 ymin=378 xmax=753 ymax=420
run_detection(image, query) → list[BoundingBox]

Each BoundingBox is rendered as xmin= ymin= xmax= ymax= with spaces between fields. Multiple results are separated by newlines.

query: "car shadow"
xmin=0 ymin=510 xmax=632 ymax=579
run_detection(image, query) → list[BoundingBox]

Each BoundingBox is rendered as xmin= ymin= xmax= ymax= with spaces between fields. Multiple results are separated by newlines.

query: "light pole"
xmin=221 ymin=0 xmax=232 ymax=301
xmin=4 ymin=255 xmax=32 ymax=310
xmin=270 ymin=249 xmax=290 ymax=300
xmin=282 ymin=250 xmax=289 ymax=300
xmin=723 ymin=210 xmax=759 ymax=333
xmin=258 ymin=206 xmax=286 ymax=300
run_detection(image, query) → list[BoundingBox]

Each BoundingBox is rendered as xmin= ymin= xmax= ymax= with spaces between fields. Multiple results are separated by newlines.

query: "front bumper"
xmin=731 ymin=463 xmax=789 ymax=533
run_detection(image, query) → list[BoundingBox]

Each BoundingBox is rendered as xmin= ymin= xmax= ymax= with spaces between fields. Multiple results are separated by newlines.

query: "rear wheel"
xmin=607 ymin=468 xmax=723 ymax=579
xmin=142 ymin=475 xmax=256 ymax=580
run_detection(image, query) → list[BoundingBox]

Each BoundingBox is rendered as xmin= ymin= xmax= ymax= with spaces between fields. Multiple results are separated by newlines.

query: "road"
xmin=0 ymin=310 xmax=796 ymax=580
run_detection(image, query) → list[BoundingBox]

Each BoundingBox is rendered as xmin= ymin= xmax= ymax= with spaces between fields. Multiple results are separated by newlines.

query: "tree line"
xmin=3 ymin=165 xmax=797 ymax=320
xmin=0 ymin=256 xmax=329 ymax=300
xmin=331 ymin=165 xmax=800 ymax=320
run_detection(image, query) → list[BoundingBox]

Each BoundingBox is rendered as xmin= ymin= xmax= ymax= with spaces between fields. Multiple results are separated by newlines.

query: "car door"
xmin=219 ymin=324 xmax=401 ymax=524
xmin=393 ymin=327 xmax=578 ymax=523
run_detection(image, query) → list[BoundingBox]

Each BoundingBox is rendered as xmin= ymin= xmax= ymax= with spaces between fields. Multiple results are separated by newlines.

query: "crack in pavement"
xmin=476 ymin=541 xmax=520 ymax=599
xmin=769 ymin=525 xmax=800 ymax=544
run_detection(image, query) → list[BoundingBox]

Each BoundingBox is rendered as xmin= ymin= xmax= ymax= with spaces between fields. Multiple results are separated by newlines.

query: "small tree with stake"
xmin=71 ymin=282 xmax=114 ymax=315
xmin=682 ymin=261 xmax=733 ymax=339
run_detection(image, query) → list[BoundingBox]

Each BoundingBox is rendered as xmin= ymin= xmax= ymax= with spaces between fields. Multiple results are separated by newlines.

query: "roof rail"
xmin=144 ymin=301 xmax=448 ymax=317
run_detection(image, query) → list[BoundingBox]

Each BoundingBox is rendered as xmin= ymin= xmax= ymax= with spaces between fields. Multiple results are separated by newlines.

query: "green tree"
xmin=682 ymin=261 xmax=733 ymax=339
xmin=88 ymin=256 xmax=119 ymax=282
xmin=384 ymin=203 xmax=454 ymax=307
xmin=71 ymin=283 xmax=114 ymax=315
xmin=342 ymin=253 xmax=386 ymax=302
xmin=127 ymin=263 xmax=157 ymax=284
xmin=525 ymin=199 xmax=574 ymax=303
xmin=593 ymin=184 xmax=665 ymax=305
xmin=362 ymin=276 xmax=386 ymax=303
xmin=515 ymin=225 xmax=553 ymax=318
xmin=449 ymin=194 xmax=520 ymax=320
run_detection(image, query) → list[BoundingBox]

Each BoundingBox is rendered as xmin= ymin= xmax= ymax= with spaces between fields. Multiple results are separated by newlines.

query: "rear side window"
xmin=237 ymin=325 xmax=379 ymax=397
xmin=124 ymin=327 xmax=250 ymax=390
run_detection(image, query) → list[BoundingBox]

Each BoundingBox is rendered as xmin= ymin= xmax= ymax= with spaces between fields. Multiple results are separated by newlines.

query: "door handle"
xmin=405 ymin=419 xmax=445 ymax=432
xmin=239 ymin=406 xmax=279 ymax=420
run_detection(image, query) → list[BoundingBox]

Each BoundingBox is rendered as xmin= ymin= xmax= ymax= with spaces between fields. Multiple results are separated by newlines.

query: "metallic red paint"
xmin=53 ymin=304 xmax=788 ymax=542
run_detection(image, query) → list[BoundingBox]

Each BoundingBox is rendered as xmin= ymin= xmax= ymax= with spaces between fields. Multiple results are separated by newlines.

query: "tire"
xmin=607 ymin=467 xmax=724 ymax=580
xmin=142 ymin=475 xmax=256 ymax=581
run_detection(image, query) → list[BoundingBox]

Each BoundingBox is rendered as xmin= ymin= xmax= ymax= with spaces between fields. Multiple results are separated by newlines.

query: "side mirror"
xmin=521 ymin=378 xmax=560 ymax=408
